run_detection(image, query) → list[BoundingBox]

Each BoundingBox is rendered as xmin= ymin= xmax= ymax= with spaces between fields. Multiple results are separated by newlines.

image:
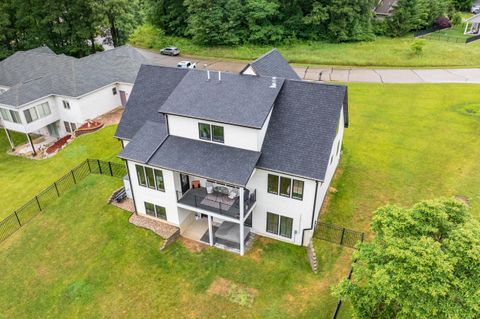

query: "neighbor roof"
xmin=466 ymin=13 xmax=480 ymax=23
xmin=257 ymin=80 xmax=347 ymax=181
xmin=242 ymin=49 xmax=300 ymax=80
xmin=375 ymin=0 xmax=397 ymax=16
xmin=0 ymin=45 xmax=147 ymax=107
xmin=114 ymin=65 xmax=188 ymax=140
xmin=160 ymin=70 xmax=284 ymax=128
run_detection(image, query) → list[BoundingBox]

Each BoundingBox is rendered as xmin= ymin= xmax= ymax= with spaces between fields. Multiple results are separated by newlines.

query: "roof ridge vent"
xmin=218 ymin=71 xmax=221 ymax=82
xmin=270 ymin=76 xmax=277 ymax=89
xmin=207 ymin=69 xmax=211 ymax=81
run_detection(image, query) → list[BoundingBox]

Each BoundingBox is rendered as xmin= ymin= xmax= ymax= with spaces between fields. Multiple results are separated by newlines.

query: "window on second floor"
xmin=136 ymin=164 xmax=165 ymax=191
xmin=112 ymin=87 xmax=117 ymax=95
xmin=63 ymin=100 xmax=71 ymax=110
xmin=267 ymin=174 xmax=304 ymax=201
xmin=0 ymin=108 xmax=21 ymax=124
xmin=24 ymin=107 xmax=38 ymax=123
xmin=198 ymin=122 xmax=224 ymax=143
xmin=24 ymin=102 xmax=51 ymax=123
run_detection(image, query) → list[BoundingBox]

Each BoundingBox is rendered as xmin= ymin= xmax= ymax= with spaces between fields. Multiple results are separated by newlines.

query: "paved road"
xmin=137 ymin=48 xmax=480 ymax=84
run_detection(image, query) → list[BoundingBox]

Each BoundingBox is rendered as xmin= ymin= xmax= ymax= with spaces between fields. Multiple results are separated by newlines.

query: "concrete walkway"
xmin=137 ymin=48 xmax=480 ymax=84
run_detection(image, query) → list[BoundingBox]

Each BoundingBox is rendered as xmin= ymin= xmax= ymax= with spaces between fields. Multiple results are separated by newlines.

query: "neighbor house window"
xmin=145 ymin=167 xmax=156 ymax=189
xmin=37 ymin=102 xmax=51 ymax=117
xmin=212 ymin=125 xmax=224 ymax=143
xmin=198 ymin=123 xmax=211 ymax=140
xmin=292 ymin=180 xmax=304 ymax=200
xmin=136 ymin=165 xmax=147 ymax=186
xmin=64 ymin=121 xmax=71 ymax=133
xmin=24 ymin=107 xmax=38 ymax=123
xmin=0 ymin=108 xmax=21 ymax=123
xmin=266 ymin=212 xmax=293 ymax=239
xmin=136 ymin=164 xmax=165 ymax=192
xmin=112 ymin=87 xmax=117 ymax=95
xmin=71 ymin=123 xmax=76 ymax=131
xmin=63 ymin=100 xmax=71 ymax=109
xmin=267 ymin=174 xmax=279 ymax=195
xmin=279 ymin=177 xmax=292 ymax=197
xmin=267 ymin=174 xmax=304 ymax=201
xmin=144 ymin=202 xmax=166 ymax=220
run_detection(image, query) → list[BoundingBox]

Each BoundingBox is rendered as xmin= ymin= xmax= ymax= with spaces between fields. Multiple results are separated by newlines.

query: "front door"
xmin=120 ymin=90 xmax=127 ymax=107
xmin=180 ymin=174 xmax=190 ymax=194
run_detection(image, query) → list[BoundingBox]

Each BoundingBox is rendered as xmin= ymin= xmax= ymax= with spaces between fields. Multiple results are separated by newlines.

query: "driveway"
xmin=137 ymin=48 xmax=480 ymax=84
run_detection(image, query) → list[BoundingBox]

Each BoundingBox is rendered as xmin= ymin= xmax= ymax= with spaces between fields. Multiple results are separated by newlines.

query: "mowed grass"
xmin=129 ymin=24 xmax=480 ymax=68
xmin=0 ymin=175 xmax=344 ymax=319
xmin=0 ymin=126 xmax=121 ymax=219
xmin=320 ymin=83 xmax=480 ymax=235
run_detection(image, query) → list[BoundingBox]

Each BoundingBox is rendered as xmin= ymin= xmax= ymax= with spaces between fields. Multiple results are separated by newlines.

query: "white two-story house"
xmin=0 ymin=45 xmax=146 ymax=154
xmin=115 ymin=49 xmax=348 ymax=255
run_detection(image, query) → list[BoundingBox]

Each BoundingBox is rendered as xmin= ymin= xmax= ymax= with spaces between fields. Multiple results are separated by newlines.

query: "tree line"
xmin=146 ymin=0 xmax=469 ymax=45
xmin=0 ymin=0 xmax=144 ymax=59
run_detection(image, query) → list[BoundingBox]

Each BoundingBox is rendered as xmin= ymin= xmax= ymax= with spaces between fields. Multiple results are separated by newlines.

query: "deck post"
xmin=208 ymin=215 xmax=214 ymax=246
xmin=3 ymin=128 xmax=15 ymax=151
xmin=26 ymin=133 xmax=36 ymax=156
xmin=239 ymin=187 xmax=245 ymax=256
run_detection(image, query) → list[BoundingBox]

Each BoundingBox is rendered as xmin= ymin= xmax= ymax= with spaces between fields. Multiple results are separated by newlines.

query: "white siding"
xmin=167 ymin=114 xmax=264 ymax=151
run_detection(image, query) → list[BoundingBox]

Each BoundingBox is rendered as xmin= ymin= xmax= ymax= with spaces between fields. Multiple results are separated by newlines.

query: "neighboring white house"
xmin=464 ymin=13 xmax=480 ymax=35
xmin=115 ymin=49 xmax=349 ymax=255
xmin=0 ymin=45 xmax=147 ymax=154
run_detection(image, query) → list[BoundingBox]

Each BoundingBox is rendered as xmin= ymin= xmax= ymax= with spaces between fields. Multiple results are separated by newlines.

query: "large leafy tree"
xmin=146 ymin=0 xmax=188 ymax=37
xmin=244 ymin=0 xmax=284 ymax=43
xmin=334 ymin=198 xmax=480 ymax=318
xmin=451 ymin=0 xmax=475 ymax=11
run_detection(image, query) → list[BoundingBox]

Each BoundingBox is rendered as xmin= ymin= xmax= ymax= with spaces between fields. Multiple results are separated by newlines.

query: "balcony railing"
xmin=176 ymin=187 xmax=256 ymax=220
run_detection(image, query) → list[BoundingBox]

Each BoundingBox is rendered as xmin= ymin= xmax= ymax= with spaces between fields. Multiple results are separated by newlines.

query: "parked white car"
xmin=177 ymin=61 xmax=197 ymax=69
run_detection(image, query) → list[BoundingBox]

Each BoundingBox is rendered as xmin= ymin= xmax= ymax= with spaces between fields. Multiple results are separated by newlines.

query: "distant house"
xmin=0 ymin=45 xmax=146 ymax=154
xmin=115 ymin=49 xmax=348 ymax=255
xmin=375 ymin=0 xmax=397 ymax=18
xmin=464 ymin=13 xmax=480 ymax=35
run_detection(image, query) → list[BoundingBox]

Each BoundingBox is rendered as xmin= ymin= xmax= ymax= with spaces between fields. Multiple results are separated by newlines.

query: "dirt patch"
xmin=180 ymin=237 xmax=208 ymax=253
xmin=207 ymin=277 xmax=258 ymax=308
xmin=455 ymin=195 xmax=470 ymax=207
xmin=94 ymin=107 xmax=124 ymax=126
xmin=129 ymin=214 xmax=179 ymax=239
xmin=248 ymin=236 xmax=273 ymax=262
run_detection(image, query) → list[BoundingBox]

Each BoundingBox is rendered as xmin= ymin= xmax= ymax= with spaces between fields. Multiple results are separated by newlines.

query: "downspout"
xmin=301 ymin=181 xmax=319 ymax=246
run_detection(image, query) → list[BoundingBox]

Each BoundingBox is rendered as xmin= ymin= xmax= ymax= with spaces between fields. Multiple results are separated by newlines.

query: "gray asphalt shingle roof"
xmin=160 ymin=70 xmax=284 ymax=128
xmin=245 ymin=49 xmax=300 ymax=80
xmin=0 ymin=45 xmax=147 ymax=107
xmin=118 ymin=121 xmax=168 ymax=163
xmin=257 ymin=79 xmax=347 ymax=181
xmin=148 ymin=135 xmax=261 ymax=187
xmin=114 ymin=65 xmax=188 ymax=140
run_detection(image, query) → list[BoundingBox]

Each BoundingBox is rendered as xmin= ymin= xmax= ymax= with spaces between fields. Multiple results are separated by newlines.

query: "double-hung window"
xmin=266 ymin=212 xmax=293 ymax=239
xmin=0 ymin=108 xmax=21 ymax=123
xmin=144 ymin=202 xmax=166 ymax=220
xmin=136 ymin=164 xmax=165 ymax=191
xmin=267 ymin=174 xmax=304 ymax=201
xmin=37 ymin=102 xmax=51 ymax=117
xmin=63 ymin=100 xmax=71 ymax=110
xmin=24 ymin=107 xmax=38 ymax=123
xmin=198 ymin=122 xmax=224 ymax=143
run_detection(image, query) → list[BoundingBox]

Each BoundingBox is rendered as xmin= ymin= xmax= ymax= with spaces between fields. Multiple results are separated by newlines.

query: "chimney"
xmin=270 ymin=76 xmax=277 ymax=89
xmin=207 ymin=70 xmax=211 ymax=81
xmin=218 ymin=71 xmax=222 ymax=82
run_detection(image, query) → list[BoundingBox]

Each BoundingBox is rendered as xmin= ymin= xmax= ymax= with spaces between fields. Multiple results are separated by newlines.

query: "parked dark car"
xmin=160 ymin=47 xmax=180 ymax=56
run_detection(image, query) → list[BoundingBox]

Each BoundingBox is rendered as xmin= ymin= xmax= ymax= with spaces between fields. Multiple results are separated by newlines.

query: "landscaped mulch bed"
xmin=75 ymin=120 xmax=104 ymax=136
xmin=45 ymin=135 xmax=72 ymax=155
xmin=129 ymin=214 xmax=179 ymax=240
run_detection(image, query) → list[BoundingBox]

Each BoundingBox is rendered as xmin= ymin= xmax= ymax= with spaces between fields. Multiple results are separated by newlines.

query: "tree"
xmin=184 ymin=0 xmax=244 ymax=45
xmin=146 ymin=0 xmax=189 ymax=37
xmin=334 ymin=198 xmax=480 ymax=319
xmin=244 ymin=0 xmax=284 ymax=43
xmin=451 ymin=0 xmax=475 ymax=11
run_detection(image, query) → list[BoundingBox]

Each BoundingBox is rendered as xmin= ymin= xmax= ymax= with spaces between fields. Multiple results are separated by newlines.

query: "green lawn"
xmin=0 ymin=126 xmax=121 ymax=219
xmin=0 ymin=175 xmax=345 ymax=318
xmin=129 ymin=24 xmax=480 ymax=68
xmin=1 ymin=83 xmax=480 ymax=318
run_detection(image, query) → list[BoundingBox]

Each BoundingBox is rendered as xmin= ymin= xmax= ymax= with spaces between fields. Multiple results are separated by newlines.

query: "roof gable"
xmin=246 ymin=49 xmax=300 ymax=80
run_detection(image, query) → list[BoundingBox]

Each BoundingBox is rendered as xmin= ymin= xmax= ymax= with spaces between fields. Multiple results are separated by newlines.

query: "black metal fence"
xmin=315 ymin=222 xmax=364 ymax=249
xmin=466 ymin=34 xmax=480 ymax=44
xmin=0 ymin=159 xmax=126 ymax=244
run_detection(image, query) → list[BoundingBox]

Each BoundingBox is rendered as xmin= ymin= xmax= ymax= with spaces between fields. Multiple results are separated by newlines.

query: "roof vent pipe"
xmin=270 ymin=76 xmax=277 ymax=89
xmin=207 ymin=70 xmax=210 ymax=81
xmin=218 ymin=71 xmax=222 ymax=82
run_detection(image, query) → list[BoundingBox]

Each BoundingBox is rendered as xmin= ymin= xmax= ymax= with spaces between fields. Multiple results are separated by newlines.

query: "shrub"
xmin=452 ymin=12 xmax=463 ymax=26
xmin=411 ymin=40 xmax=426 ymax=55
xmin=435 ymin=16 xmax=452 ymax=29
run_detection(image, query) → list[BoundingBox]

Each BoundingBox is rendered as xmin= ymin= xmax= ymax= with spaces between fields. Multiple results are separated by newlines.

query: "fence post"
xmin=97 ymin=159 xmax=102 ymax=174
xmin=14 ymin=211 xmax=21 ymax=226
xmin=54 ymin=182 xmax=60 ymax=197
xmin=71 ymin=170 xmax=77 ymax=184
xmin=361 ymin=232 xmax=365 ymax=243
xmin=108 ymin=162 xmax=113 ymax=176
xmin=87 ymin=159 xmax=92 ymax=172
xmin=340 ymin=228 xmax=346 ymax=245
xmin=35 ymin=196 xmax=42 ymax=211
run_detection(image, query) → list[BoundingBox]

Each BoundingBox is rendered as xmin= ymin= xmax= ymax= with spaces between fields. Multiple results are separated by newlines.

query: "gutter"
xmin=301 ymin=180 xmax=319 ymax=246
